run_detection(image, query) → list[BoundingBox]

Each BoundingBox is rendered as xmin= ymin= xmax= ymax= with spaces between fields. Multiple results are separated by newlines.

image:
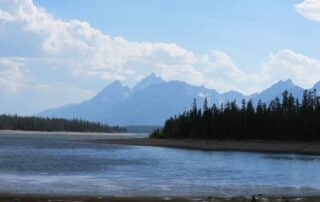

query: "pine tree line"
xmin=0 ymin=115 xmax=126 ymax=133
xmin=151 ymin=90 xmax=320 ymax=140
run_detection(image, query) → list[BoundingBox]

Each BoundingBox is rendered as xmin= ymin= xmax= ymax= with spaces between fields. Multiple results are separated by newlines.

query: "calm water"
xmin=0 ymin=133 xmax=320 ymax=197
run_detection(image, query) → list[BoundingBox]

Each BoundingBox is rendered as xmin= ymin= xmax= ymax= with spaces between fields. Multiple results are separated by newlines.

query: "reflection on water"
xmin=0 ymin=133 xmax=320 ymax=197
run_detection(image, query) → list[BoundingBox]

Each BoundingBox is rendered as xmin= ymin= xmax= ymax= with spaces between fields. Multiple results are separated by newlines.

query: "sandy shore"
xmin=92 ymin=138 xmax=320 ymax=155
xmin=0 ymin=194 xmax=319 ymax=202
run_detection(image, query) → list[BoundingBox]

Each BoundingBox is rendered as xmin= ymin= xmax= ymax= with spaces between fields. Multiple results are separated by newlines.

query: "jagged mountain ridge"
xmin=39 ymin=74 xmax=319 ymax=125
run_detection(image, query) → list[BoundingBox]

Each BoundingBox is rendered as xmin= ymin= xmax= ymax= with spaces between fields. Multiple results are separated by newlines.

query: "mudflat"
xmin=92 ymin=138 xmax=320 ymax=155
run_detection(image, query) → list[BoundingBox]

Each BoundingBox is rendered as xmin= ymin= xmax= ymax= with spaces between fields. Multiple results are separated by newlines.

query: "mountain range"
xmin=39 ymin=73 xmax=319 ymax=126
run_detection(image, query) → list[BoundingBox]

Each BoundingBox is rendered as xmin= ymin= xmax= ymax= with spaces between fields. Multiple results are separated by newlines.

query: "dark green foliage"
xmin=151 ymin=90 xmax=320 ymax=141
xmin=0 ymin=115 xmax=126 ymax=133
xmin=150 ymin=128 xmax=164 ymax=138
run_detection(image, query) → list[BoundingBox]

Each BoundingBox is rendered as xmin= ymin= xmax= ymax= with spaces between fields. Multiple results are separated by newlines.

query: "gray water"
xmin=0 ymin=132 xmax=320 ymax=197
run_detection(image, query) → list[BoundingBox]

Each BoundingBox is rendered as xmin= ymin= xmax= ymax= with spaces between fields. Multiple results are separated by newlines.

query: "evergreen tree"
xmin=0 ymin=115 xmax=126 ymax=133
xmin=151 ymin=90 xmax=320 ymax=141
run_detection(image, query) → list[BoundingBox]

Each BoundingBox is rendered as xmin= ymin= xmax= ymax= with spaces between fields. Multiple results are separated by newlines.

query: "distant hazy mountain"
xmin=134 ymin=73 xmax=165 ymax=91
xmin=251 ymin=79 xmax=304 ymax=103
xmin=313 ymin=81 xmax=320 ymax=91
xmin=40 ymin=80 xmax=131 ymax=123
xmin=221 ymin=91 xmax=247 ymax=104
xmin=39 ymin=74 xmax=318 ymax=126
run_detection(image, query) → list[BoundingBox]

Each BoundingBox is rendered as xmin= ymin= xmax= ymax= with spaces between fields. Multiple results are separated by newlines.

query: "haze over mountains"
xmin=39 ymin=74 xmax=319 ymax=126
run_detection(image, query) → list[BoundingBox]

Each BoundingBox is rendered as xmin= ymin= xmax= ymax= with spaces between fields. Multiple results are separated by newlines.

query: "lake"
xmin=0 ymin=132 xmax=320 ymax=197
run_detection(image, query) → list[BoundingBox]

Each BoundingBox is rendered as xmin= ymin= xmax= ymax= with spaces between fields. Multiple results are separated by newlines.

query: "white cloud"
xmin=0 ymin=0 xmax=198 ymax=86
xmin=0 ymin=0 xmax=320 ymax=114
xmin=296 ymin=0 xmax=320 ymax=21
xmin=198 ymin=51 xmax=260 ymax=92
xmin=0 ymin=10 xmax=15 ymax=21
xmin=0 ymin=57 xmax=95 ymax=114
xmin=0 ymin=58 xmax=25 ymax=92
xmin=261 ymin=49 xmax=320 ymax=87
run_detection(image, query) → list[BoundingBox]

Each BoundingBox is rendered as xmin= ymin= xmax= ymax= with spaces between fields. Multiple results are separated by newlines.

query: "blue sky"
xmin=34 ymin=0 xmax=320 ymax=68
xmin=0 ymin=0 xmax=320 ymax=114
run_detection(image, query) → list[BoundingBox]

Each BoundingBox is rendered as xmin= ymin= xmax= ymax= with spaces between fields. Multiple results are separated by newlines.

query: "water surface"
xmin=0 ymin=132 xmax=320 ymax=197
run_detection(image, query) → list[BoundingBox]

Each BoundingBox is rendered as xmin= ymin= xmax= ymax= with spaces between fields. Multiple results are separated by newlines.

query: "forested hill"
xmin=151 ymin=90 xmax=320 ymax=141
xmin=0 ymin=115 xmax=126 ymax=133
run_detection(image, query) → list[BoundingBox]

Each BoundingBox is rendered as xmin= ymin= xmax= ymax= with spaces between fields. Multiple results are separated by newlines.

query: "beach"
xmin=92 ymin=138 xmax=320 ymax=155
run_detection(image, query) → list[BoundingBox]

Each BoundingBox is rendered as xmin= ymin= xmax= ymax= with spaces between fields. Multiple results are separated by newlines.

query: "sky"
xmin=0 ymin=0 xmax=320 ymax=114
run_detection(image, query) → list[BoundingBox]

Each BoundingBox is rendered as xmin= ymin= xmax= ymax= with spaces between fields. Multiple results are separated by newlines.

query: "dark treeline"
xmin=151 ymin=90 xmax=320 ymax=141
xmin=0 ymin=115 xmax=126 ymax=133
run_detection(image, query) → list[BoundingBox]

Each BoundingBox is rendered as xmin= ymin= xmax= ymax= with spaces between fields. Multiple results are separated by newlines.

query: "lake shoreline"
xmin=92 ymin=138 xmax=320 ymax=155
xmin=0 ymin=129 xmax=129 ymax=136
xmin=0 ymin=194 xmax=320 ymax=202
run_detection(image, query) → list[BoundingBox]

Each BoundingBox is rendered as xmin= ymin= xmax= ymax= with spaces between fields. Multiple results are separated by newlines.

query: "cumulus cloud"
xmin=0 ymin=0 xmax=199 ymax=85
xmin=261 ymin=50 xmax=320 ymax=87
xmin=0 ymin=57 xmax=26 ymax=92
xmin=0 ymin=0 xmax=319 ymax=114
xmin=296 ymin=0 xmax=320 ymax=21
xmin=0 ymin=0 xmax=257 ymax=93
xmin=197 ymin=51 xmax=260 ymax=92
xmin=0 ymin=57 xmax=95 ymax=114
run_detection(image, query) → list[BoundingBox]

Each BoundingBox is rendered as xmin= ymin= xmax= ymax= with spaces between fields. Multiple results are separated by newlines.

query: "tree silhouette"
xmin=0 ymin=115 xmax=126 ymax=133
xmin=151 ymin=90 xmax=320 ymax=141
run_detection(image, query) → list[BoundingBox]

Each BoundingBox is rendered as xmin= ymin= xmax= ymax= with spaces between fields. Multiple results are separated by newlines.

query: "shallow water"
xmin=0 ymin=133 xmax=320 ymax=197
